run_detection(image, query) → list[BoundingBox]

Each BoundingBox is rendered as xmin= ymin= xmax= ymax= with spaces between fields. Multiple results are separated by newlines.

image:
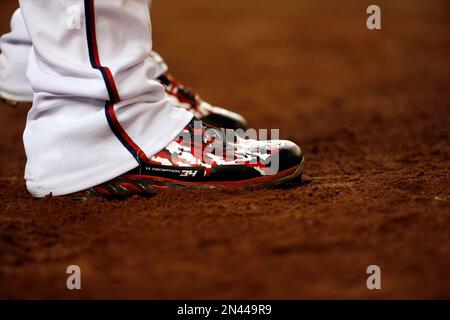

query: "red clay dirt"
xmin=0 ymin=0 xmax=449 ymax=299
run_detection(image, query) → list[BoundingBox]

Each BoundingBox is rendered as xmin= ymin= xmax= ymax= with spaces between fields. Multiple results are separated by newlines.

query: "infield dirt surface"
xmin=0 ymin=0 xmax=449 ymax=299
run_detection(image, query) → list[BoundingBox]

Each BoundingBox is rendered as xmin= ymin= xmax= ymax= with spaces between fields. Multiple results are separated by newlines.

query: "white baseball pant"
xmin=13 ymin=0 xmax=192 ymax=197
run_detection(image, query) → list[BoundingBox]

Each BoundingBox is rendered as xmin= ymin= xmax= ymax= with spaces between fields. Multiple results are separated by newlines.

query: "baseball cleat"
xmin=157 ymin=73 xmax=248 ymax=130
xmin=70 ymin=119 xmax=303 ymax=199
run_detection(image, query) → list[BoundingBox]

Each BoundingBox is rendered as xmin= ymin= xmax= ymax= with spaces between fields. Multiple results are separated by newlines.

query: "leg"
xmin=19 ymin=0 xmax=303 ymax=198
xmin=0 ymin=5 xmax=163 ymax=103
xmin=1 ymin=3 xmax=247 ymax=129
xmin=20 ymin=0 xmax=192 ymax=196
xmin=0 ymin=9 xmax=33 ymax=102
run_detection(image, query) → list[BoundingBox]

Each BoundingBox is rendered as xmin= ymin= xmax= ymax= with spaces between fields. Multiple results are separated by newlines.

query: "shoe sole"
xmin=71 ymin=157 xmax=304 ymax=199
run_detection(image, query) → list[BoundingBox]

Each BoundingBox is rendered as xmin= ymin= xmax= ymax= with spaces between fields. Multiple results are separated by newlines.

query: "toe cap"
xmin=200 ymin=106 xmax=248 ymax=129
xmin=270 ymin=140 xmax=304 ymax=173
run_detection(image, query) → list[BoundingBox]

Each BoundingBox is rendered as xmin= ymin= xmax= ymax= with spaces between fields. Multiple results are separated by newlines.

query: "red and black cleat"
xmin=157 ymin=73 xmax=248 ymax=130
xmin=70 ymin=118 xmax=303 ymax=199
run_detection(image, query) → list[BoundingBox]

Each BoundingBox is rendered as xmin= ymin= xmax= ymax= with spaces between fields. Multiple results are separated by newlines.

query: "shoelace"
xmin=158 ymin=73 xmax=201 ymax=110
xmin=185 ymin=119 xmax=263 ymax=164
